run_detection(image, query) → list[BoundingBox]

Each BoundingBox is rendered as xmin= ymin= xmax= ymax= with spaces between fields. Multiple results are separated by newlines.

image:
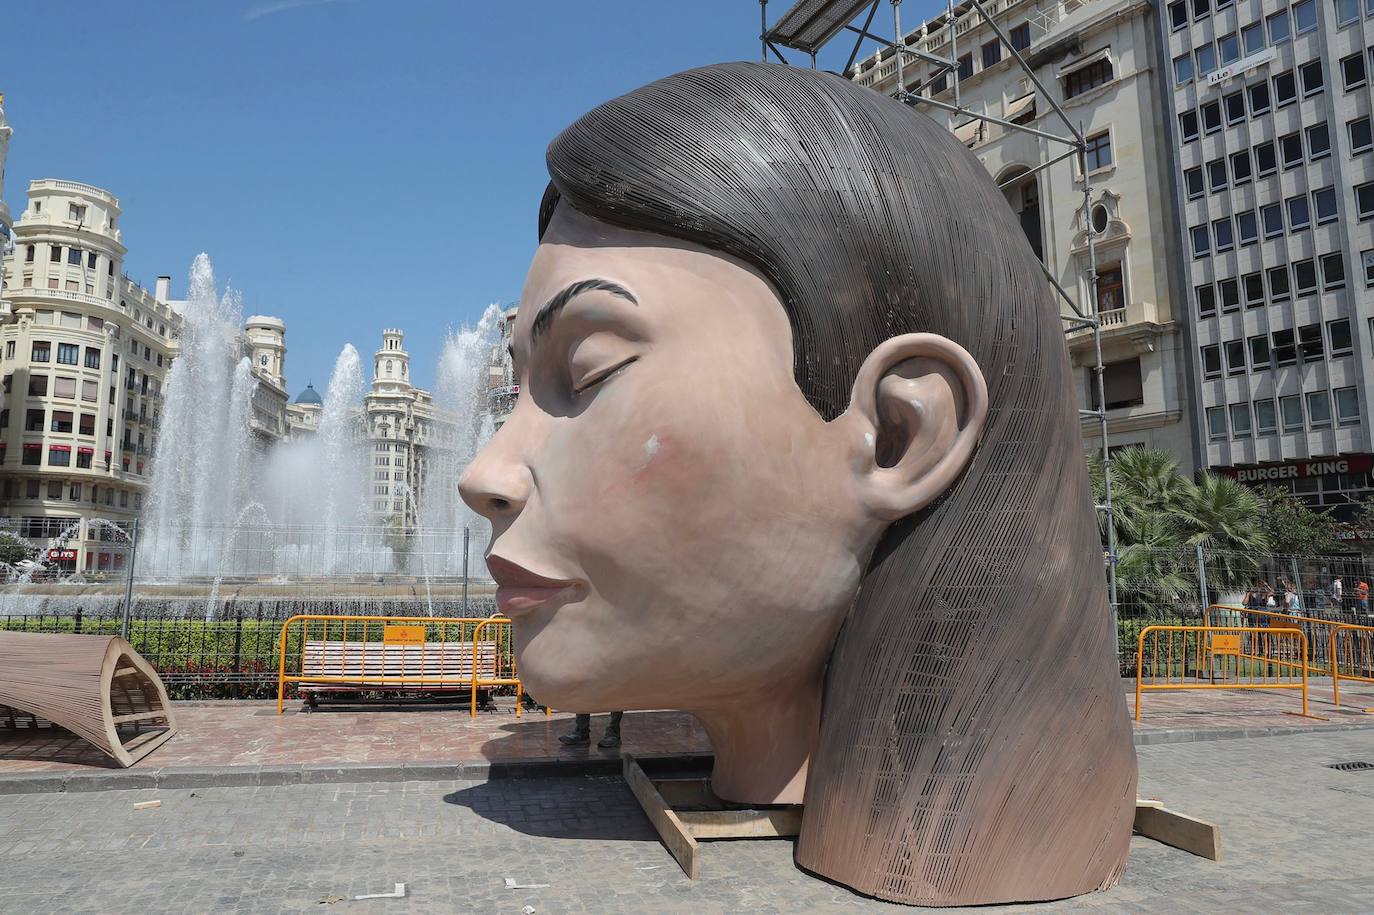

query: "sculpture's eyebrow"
xmin=529 ymin=278 xmax=638 ymax=348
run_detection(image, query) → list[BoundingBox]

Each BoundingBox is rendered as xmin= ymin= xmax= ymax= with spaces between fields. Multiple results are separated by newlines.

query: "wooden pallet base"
xmin=625 ymin=754 xmax=1222 ymax=879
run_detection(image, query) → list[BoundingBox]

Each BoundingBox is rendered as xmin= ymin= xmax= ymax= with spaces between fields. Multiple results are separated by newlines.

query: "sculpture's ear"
xmin=840 ymin=333 xmax=988 ymax=522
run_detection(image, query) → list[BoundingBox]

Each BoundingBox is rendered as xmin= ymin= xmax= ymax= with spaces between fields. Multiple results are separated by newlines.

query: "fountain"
xmin=0 ymin=255 xmax=504 ymax=627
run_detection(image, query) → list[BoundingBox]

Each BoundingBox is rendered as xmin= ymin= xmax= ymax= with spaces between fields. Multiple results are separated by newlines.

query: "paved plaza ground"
xmin=3 ymin=728 xmax=1374 ymax=913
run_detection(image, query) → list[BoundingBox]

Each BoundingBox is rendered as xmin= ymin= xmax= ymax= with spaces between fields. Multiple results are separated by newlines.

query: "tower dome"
xmin=294 ymin=383 xmax=322 ymax=406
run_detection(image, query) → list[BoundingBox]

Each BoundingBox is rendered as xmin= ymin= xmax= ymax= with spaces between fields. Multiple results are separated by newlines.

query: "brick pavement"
xmin=8 ymin=681 xmax=1374 ymax=782
xmin=3 ymin=729 xmax=1374 ymax=913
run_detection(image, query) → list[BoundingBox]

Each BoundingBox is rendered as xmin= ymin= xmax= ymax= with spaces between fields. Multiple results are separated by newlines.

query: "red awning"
xmin=104 ymin=451 xmax=112 ymax=460
xmin=77 ymin=447 xmax=94 ymax=455
xmin=22 ymin=443 xmax=41 ymax=450
xmin=49 ymin=445 xmax=71 ymax=452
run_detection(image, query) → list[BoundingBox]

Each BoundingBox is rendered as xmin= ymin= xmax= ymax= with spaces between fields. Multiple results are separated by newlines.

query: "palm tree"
xmin=1171 ymin=472 xmax=1268 ymax=590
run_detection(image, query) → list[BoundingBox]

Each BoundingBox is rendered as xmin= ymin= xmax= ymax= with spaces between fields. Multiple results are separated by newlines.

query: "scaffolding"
xmin=758 ymin=0 xmax=1121 ymax=653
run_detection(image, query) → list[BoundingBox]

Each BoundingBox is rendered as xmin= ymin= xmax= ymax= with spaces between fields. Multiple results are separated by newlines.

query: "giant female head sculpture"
xmin=460 ymin=62 xmax=1136 ymax=906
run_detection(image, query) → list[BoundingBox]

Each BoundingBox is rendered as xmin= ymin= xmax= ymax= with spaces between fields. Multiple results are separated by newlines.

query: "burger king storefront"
xmin=1215 ymin=454 xmax=1374 ymax=521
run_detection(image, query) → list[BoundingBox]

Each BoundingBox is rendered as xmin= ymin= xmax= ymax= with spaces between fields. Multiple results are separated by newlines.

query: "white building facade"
xmin=852 ymin=0 xmax=1196 ymax=469
xmin=1160 ymin=0 xmax=1374 ymax=517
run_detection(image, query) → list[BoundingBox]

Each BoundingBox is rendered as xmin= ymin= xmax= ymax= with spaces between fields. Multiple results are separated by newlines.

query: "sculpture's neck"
xmin=695 ymin=679 xmax=820 ymax=805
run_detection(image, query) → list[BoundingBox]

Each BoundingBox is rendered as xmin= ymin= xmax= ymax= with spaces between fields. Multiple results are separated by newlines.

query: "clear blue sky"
xmin=1 ymin=0 xmax=872 ymax=395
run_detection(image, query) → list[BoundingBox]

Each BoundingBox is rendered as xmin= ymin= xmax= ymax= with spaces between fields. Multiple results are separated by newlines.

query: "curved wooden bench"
xmin=0 ymin=631 xmax=178 ymax=767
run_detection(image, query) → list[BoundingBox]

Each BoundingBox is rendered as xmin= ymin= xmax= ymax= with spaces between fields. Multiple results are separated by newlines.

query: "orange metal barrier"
xmin=276 ymin=614 xmax=529 ymax=718
xmin=1134 ymin=625 xmax=1314 ymax=721
xmin=1204 ymin=602 xmax=1346 ymax=679
xmin=1330 ymin=622 xmax=1374 ymax=708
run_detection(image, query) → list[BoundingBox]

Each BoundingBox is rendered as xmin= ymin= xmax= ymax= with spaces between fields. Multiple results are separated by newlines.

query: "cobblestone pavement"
xmin=3 ymin=729 xmax=1374 ymax=914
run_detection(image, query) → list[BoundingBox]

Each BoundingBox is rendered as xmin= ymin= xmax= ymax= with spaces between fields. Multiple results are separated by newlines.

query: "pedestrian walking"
xmin=1357 ymin=580 xmax=1370 ymax=617
xmin=1332 ymin=575 xmax=1344 ymax=613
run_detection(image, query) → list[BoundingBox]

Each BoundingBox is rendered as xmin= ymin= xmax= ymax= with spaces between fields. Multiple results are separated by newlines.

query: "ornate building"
xmin=363 ymin=329 xmax=458 ymax=529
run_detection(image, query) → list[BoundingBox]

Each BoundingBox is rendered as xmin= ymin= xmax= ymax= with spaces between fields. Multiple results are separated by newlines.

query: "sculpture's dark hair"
xmin=539 ymin=62 xmax=1135 ymax=905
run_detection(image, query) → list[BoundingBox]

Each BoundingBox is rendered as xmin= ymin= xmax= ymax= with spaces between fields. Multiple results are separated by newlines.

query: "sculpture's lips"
xmin=487 ymin=555 xmax=579 ymax=618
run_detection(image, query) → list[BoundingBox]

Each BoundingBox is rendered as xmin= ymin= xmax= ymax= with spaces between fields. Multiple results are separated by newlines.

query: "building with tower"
xmin=0 ymin=94 xmax=13 ymax=293
xmin=362 ymin=328 xmax=458 ymax=529
xmin=285 ymin=383 xmax=322 ymax=439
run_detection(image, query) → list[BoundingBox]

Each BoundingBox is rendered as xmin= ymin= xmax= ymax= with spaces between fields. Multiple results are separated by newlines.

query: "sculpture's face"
xmin=458 ymin=206 xmax=874 ymax=711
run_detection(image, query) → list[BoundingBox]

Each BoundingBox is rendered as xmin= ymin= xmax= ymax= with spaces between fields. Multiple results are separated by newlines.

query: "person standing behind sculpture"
xmin=1357 ymin=579 xmax=1370 ymax=617
xmin=558 ymin=711 xmax=623 ymax=748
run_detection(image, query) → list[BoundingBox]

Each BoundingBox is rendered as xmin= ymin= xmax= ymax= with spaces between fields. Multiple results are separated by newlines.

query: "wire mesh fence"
xmin=1115 ymin=544 xmax=1374 ymax=675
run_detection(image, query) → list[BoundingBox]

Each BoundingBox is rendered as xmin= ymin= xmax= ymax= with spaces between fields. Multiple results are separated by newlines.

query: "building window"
xmin=1096 ymin=263 xmax=1124 ymax=311
xmin=49 ymin=246 xmax=61 ymax=263
xmin=1084 ymin=132 xmax=1112 ymax=170
xmin=1281 ymin=132 xmax=1304 ymax=168
xmin=1244 ymin=272 xmax=1265 ymax=307
xmin=24 ymin=245 xmax=34 ymax=263
xmin=66 ymin=247 xmax=82 ymax=266
xmin=1293 ymin=258 xmax=1318 ymax=294
xmin=1255 ymin=140 xmax=1277 ymax=175
xmin=1213 ymin=217 xmax=1234 ymax=251
xmin=24 ymin=409 xmax=44 ymax=432
xmin=1180 ymin=110 xmax=1200 ymax=142
xmin=1237 ymin=210 xmax=1258 ymax=245
xmin=1219 ymin=33 xmax=1240 ymax=65
xmin=1274 ymin=329 xmax=1298 ymax=365
xmin=1231 ymin=151 xmax=1252 ymax=185
xmin=1208 ymin=406 xmax=1228 ymax=441
xmin=928 ymin=71 xmax=948 ymax=95
xmin=1336 ymin=387 xmax=1360 ymax=425
xmin=1175 ymin=54 xmax=1195 ymax=84
xmin=1010 ymin=23 xmax=1031 ymax=50
xmin=1249 ymin=334 xmax=1272 ymax=368
xmin=1337 ymin=0 xmax=1361 ymax=23
xmin=50 ymin=410 xmax=72 ymax=433
xmin=84 ymin=348 xmax=100 ymax=369
xmin=1274 ymin=70 xmax=1297 ymax=106
xmin=1350 ymin=116 xmax=1373 ymax=152
xmin=28 ymin=374 xmax=47 ymax=396
xmin=1294 ymin=0 xmax=1318 ymax=32
xmin=1230 ymin=403 xmax=1253 ymax=438
xmin=81 ymin=379 xmax=97 ymax=402
xmin=1307 ymin=391 xmax=1332 ymax=427
xmin=1064 ymin=59 xmax=1113 ymax=98
xmin=1322 ymin=252 xmax=1346 ymax=289
xmin=1198 ymin=283 xmax=1217 ymax=317
xmin=1307 ymin=123 xmax=1331 ymax=160
xmin=1281 ymin=394 xmax=1304 ymax=430
xmin=1287 ymin=194 xmax=1311 ymax=230
xmin=31 ymin=341 xmax=50 ymax=363
xmin=1329 ymin=318 xmax=1353 ymax=353
xmin=1256 ymin=399 xmax=1278 ymax=433
xmin=1207 ymin=158 xmax=1228 ymax=190
xmin=1091 ymin=358 xmax=1144 ymax=409
xmin=1220 ymin=277 xmax=1240 ymax=311
xmin=1202 ymin=344 xmax=1222 ymax=377
xmin=1197 ymin=44 xmax=1218 ymax=76
xmin=1249 ymin=82 xmax=1271 ymax=114
xmin=1343 ymin=51 xmax=1367 ymax=90
xmin=1313 ymin=186 xmax=1338 ymax=224
xmin=1185 ymin=167 xmax=1204 ymax=198
xmin=1192 ymin=224 xmax=1210 ymax=257
xmin=55 ymin=343 xmax=78 ymax=366
xmin=1364 ymin=250 xmax=1374 ymax=286
xmin=21 ymin=446 xmax=40 ymax=467
xmin=53 ymin=376 xmax=76 ymax=399
xmin=957 ymin=53 xmax=973 ymax=80
xmin=1225 ymin=339 xmax=1246 ymax=374
xmin=1299 ymin=323 xmax=1324 ymax=360
xmin=1300 ymin=60 xmax=1325 ymax=95
xmin=982 ymin=40 xmax=1001 ymax=68
xmin=76 ymin=450 xmax=92 ymax=469
xmin=1242 ymin=21 xmax=1266 ymax=54
xmin=48 ymin=446 xmax=70 ymax=467
xmin=79 ymin=413 xmax=95 ymax=435
xmin=1202 ymin=100 xmax=1223 ymax=133
xmin=1359 ymin=182 xmax=1374 ymax=219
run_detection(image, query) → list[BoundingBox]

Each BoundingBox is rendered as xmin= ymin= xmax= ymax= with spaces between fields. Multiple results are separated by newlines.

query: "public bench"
xmin=297 ymin=639 xmax=499 ymax=710
xmin=0 ymin=631 xmax=177 ymax=767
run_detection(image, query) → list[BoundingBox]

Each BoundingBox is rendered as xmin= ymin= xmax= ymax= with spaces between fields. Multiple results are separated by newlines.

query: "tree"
xmin=1257 ymin=485 xmax=1342 ymax=556
xmin=0 ymin=531 xmax=34 ymax=566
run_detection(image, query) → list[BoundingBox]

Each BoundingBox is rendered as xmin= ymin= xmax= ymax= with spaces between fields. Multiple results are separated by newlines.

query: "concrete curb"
xmin=5 ymin=720 xmax=1374 ymax=796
